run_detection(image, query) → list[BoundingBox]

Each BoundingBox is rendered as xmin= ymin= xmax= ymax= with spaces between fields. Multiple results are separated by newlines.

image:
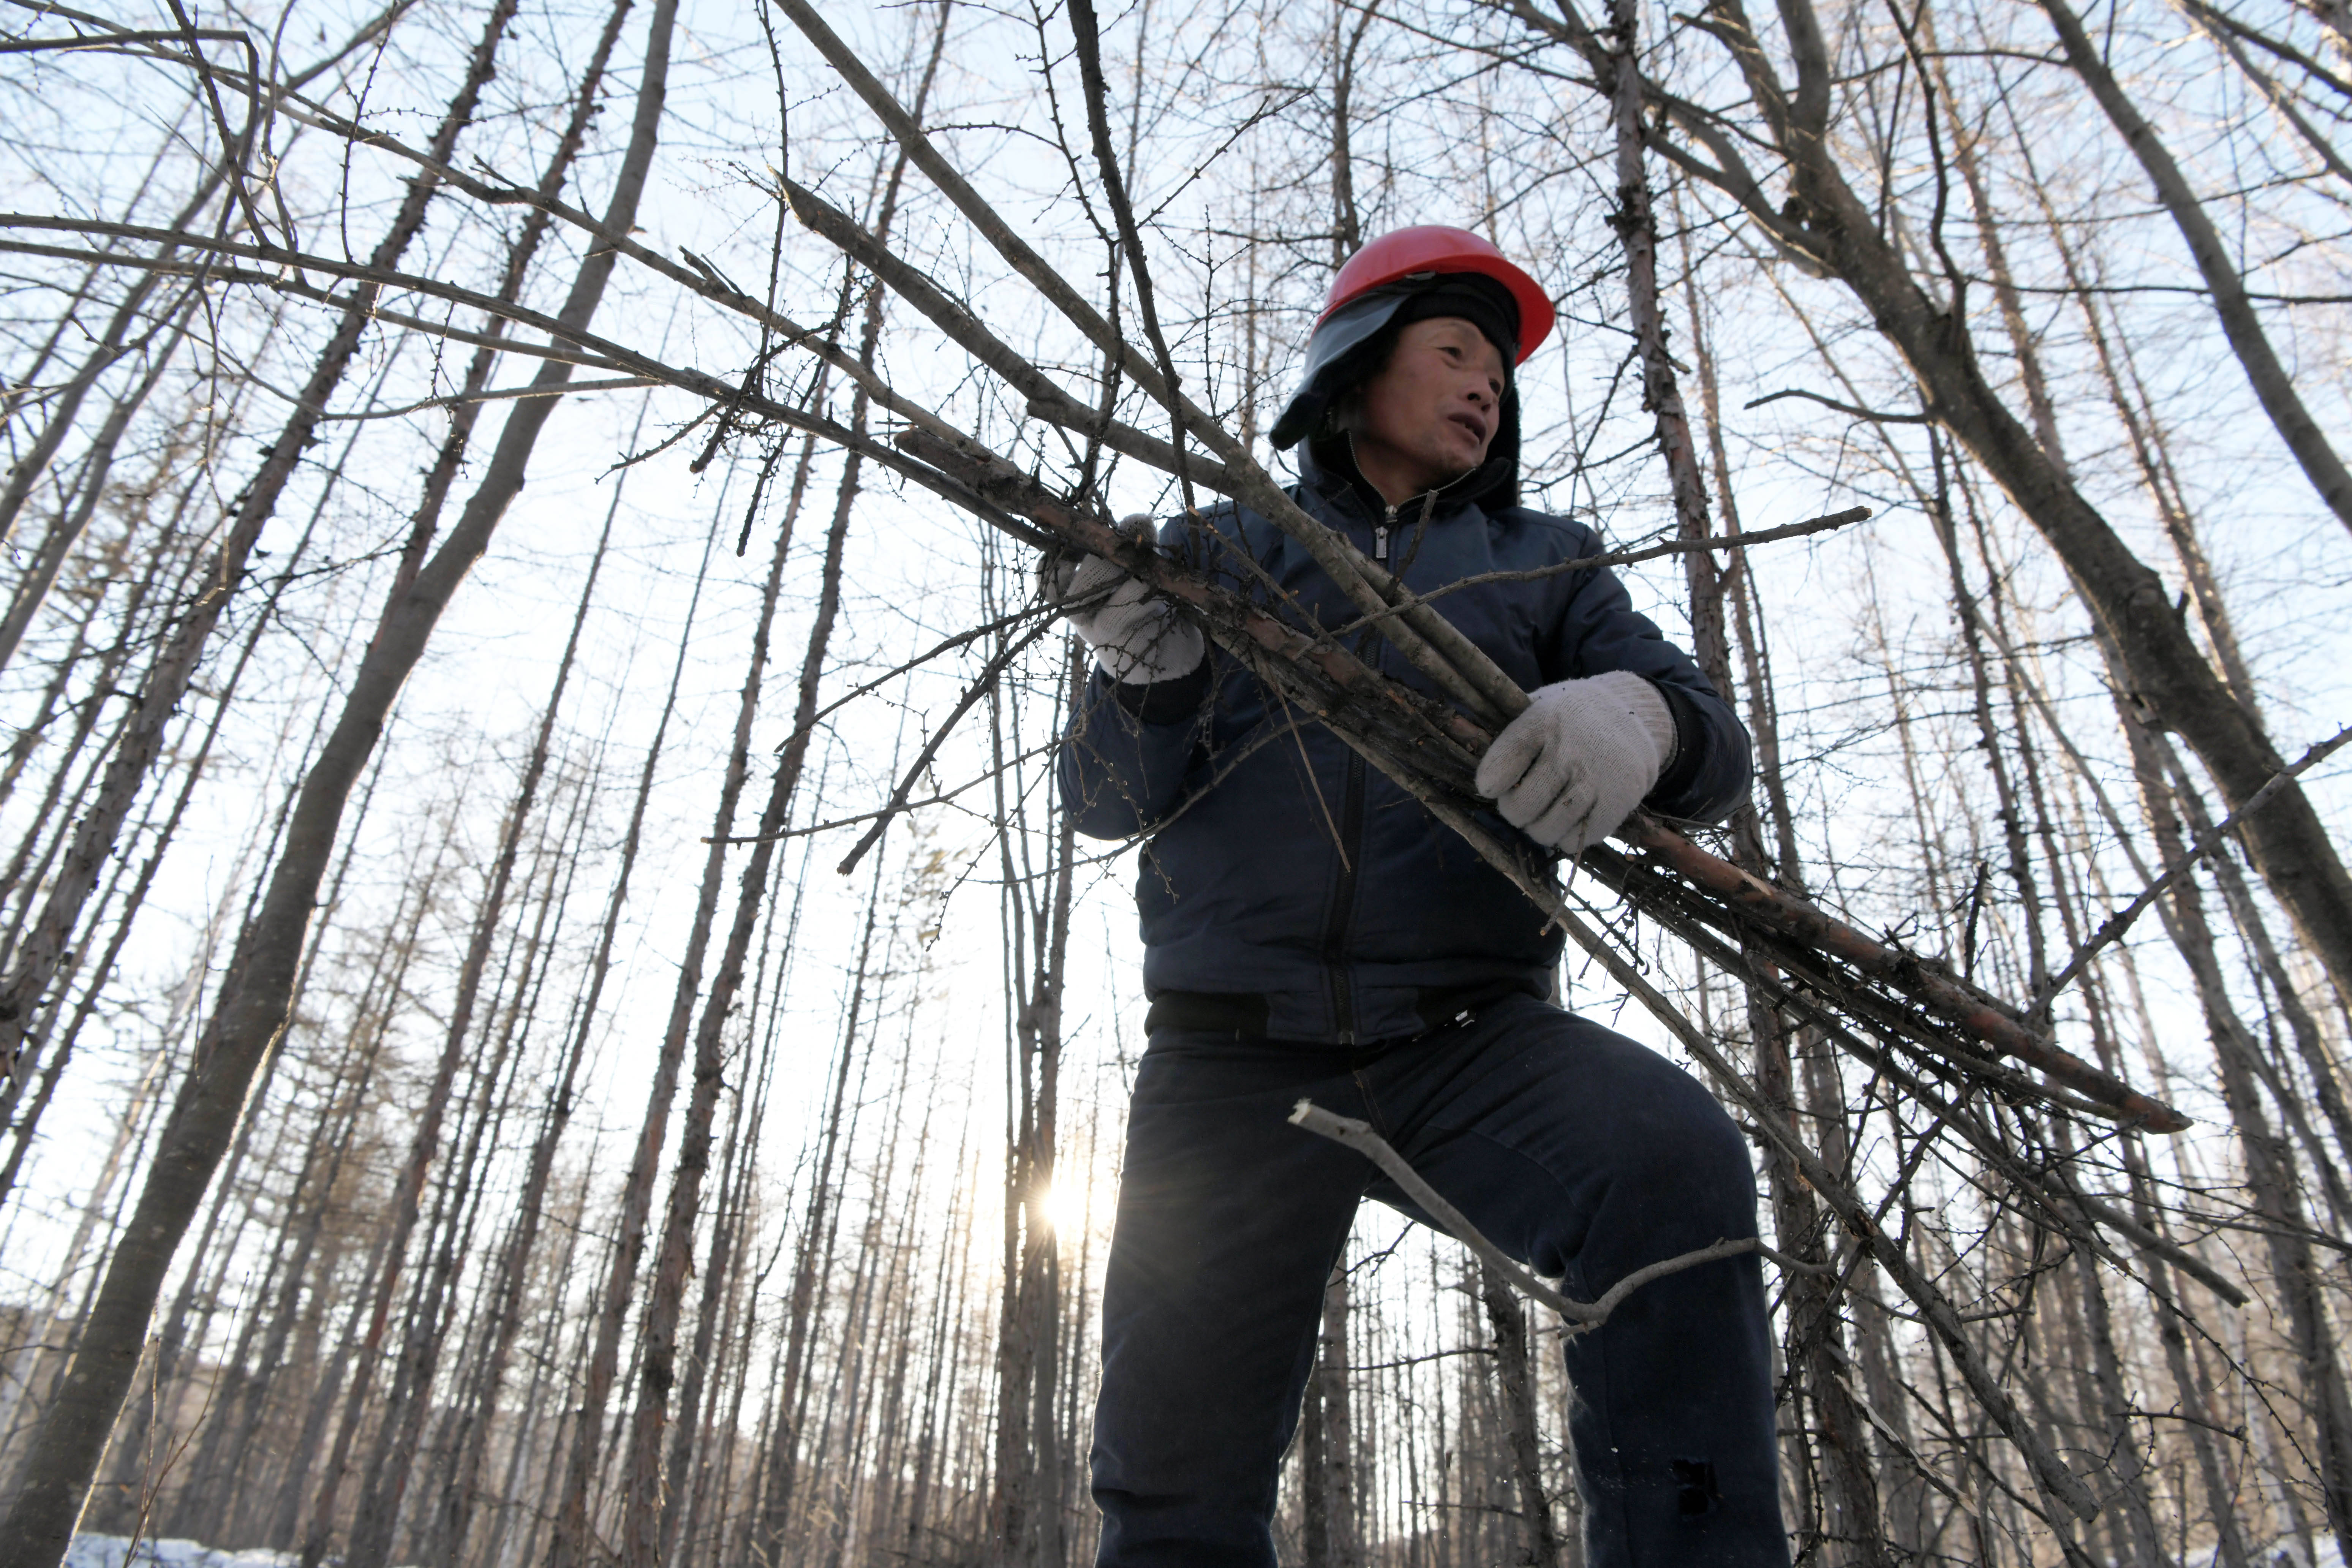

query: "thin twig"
xmin=700 ymin=740 xmax=1054 ymax=846
xmin=1332 ymin=506 xmax=1873 ymax=634
xmin=834 ymin=616 xmax=1062 ymax=876
xmin=311 ymin=375 xmax=659 ymax=420
xmin=1743 ymin=387 xmax=1934 ymax=424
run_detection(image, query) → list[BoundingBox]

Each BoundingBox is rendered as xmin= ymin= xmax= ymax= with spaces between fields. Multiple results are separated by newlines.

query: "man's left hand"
xmin=1474 ymin=672 xmax=1675 ymax=854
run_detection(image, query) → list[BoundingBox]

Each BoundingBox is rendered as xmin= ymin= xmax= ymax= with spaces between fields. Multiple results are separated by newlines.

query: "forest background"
xmin=0 ymin=0 xmax=2349 ymax=1562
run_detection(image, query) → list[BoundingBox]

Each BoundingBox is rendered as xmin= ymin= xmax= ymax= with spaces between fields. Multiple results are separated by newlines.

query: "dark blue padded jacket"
xmin=1058 ymin=439 xmax=1751 ymax=1045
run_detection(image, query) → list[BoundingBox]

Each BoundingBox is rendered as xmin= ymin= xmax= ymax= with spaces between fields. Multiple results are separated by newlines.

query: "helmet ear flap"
xmin=1266 ymin=290 xmax=1412 ymax=451
xmin=1311 ymin=384 xmax=1363 ymax=446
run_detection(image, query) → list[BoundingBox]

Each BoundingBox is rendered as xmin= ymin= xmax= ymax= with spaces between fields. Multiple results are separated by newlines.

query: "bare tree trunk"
xmin=2136 ymin=1223 xmax=2253 ymax=1568
xmin=2118 ymin=703 xmax=2352 ymax=1542
xmin=1923 ymin=435 xmax=2051 ymax=992
xmin=0 ymin=490 xmax=206 ymax=961
xmin=0 ymin=160 xmax=221 ymax=579
xmin=337 ymin=469 xmax=631 ymax=1568
xmin=106 ymin=604 xmax=384 ymax=1535
xmin=984 ymin=619 xmax=1079 ymax=1568
xmin=1608 ymin=10 xmax=1881 ymax=1559
xmin=0 ymin=292 xmax=199 ymax=676
xmin=748 ymin=840 xmax=890 ymax=1565
xmin=433 ymin=472 xmax=723 ymax=1568
xmin=1328 ymin=0 xmax=1375 ymax=264
xmin=0 ymin=367 xmax=364 ymax=1204
xmin=258 ymin=836 xmax=455 ymax=1546
xmin=1480 ymin=1262 xmax=1562 ymax=1568
xmin=1505 ymin=0 xmax=2352 ymax=1011
xmin=656 ymin=971 xmax=770 ymax=1561
xmin=173 ymin=857 xmax=400 ymax=1544
xmin=544 ymin=376 xmax=819 ymax=1568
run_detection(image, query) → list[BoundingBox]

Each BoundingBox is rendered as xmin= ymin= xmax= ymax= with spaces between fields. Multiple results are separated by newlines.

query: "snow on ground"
xmin=2186 ymin=1536 xmax=2345 ymax=1568
xmin=65 ymin=1540 xmax=294 ymax=1568
xmin=62 ymin=1528 xmax=2347 ymax=1566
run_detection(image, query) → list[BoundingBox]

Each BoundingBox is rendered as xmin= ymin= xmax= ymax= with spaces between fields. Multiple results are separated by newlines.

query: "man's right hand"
xmin=1041 ymin=516 xmax=1206 ymax=685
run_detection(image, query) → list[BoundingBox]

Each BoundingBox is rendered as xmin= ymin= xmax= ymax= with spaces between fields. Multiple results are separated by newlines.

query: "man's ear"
xmin=1317 ymin=384 xmax=1363 ymax=441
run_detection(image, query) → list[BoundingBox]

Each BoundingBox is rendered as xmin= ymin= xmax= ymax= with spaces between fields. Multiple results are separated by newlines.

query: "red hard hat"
xmin=1318 ymin=226 xmax=1555 ymax=364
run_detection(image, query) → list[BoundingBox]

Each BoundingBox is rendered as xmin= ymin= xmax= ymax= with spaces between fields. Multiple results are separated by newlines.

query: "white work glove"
xmin=1473 ymin=671 xmax=1676 ymax=855
xmin=1041 ymin=515 xmax=1205 ymax=684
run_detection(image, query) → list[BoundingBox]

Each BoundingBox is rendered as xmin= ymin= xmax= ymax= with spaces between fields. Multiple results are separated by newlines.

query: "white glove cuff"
xmin=1615 ymin=672 xmax=1678 ymax=770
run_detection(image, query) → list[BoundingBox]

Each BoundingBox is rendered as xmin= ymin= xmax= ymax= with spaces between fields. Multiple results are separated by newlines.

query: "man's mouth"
xmin=1446 ymin=413 xmax=1489 ymax=445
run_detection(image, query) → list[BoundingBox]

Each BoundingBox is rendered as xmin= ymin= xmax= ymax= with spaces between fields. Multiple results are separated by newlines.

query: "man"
xmin=1051 ymin=226 xmax=1786 ymax=1567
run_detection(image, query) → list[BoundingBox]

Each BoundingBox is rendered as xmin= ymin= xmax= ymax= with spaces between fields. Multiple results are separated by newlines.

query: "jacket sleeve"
xmin=1540 ymin=549 xmax=1753 ymax=825
xmin=1056 ymin=661 xmax=1212 ymax=840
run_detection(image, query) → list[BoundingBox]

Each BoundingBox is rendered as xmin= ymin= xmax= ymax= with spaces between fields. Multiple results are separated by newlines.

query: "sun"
xmin=1037 ymin=1176 xmax=1096 ymax=1236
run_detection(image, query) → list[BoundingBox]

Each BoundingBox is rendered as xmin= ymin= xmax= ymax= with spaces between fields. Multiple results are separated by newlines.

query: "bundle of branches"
xmin=733 ymin=4 xmax=2181 ymax=1129
xmin=742 ymin=5 xmax=2239 ymax=1524
xmin=899 ymin=425 xmax=2186 ymax=1132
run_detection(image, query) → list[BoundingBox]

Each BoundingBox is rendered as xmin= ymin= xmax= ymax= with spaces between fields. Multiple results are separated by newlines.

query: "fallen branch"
xmin=1288 ymin=1100 xmax=1788 ymax=1334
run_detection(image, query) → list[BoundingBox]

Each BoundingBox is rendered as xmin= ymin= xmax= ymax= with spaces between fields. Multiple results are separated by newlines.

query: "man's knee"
xmin=1607 ymin=1049 xmax=1758 ymax=1238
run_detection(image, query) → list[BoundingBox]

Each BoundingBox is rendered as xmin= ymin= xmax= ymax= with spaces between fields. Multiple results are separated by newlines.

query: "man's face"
xmin=1348 ymin=316 xmax=1508 ymax=504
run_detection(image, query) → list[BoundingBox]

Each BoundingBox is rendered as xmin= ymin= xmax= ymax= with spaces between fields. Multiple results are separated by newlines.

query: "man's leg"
xmin=1362 ymin=995 xmax=1788 ymax=1568
xmin=1091 ymin=1036 xmax=1370 ymax=1568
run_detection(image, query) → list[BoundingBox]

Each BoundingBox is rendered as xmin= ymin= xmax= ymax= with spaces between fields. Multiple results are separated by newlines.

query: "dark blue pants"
xmin=1090 ymin=994 xmax=1788 ymax=1568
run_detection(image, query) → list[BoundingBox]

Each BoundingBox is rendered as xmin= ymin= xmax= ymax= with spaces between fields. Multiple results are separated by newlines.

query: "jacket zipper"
xmin=1327 ymin=502 xmax=1393 ymax=1039
xmin=1321 ymin=749 xmax=1366 ymax=1044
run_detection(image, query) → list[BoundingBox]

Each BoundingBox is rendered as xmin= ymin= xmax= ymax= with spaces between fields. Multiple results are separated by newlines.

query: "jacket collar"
xmin=1296 ymin=431 xmax=1512 ymax=524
